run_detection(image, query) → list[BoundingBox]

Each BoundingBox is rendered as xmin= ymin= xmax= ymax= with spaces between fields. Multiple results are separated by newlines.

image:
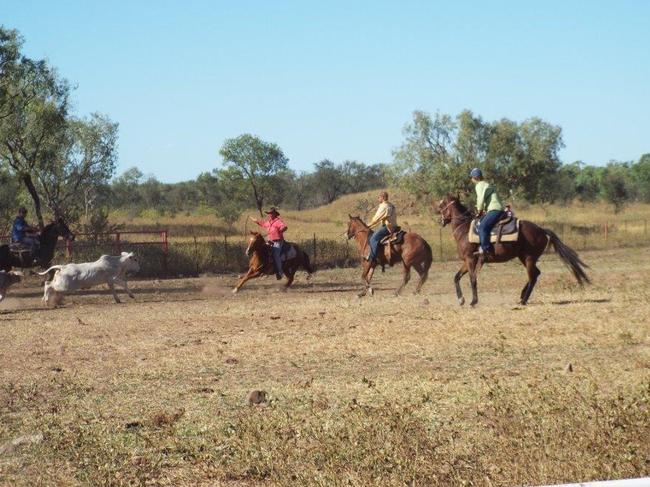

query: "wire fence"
xmin=2 ymin=218 xmax=649 ymax=277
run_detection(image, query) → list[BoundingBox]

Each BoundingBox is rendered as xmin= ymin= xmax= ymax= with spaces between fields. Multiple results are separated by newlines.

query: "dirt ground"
xmin=1 ymin=247 xmax=649 ymax=486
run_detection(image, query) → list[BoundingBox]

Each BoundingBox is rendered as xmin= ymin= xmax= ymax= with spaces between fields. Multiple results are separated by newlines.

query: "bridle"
xmin=346 ymin=220 xmax=371 ymax=240
xmin=439 ymin=199 xmax=473 ymax=228
xmin=245 ymin=234 xmax=262 ymax=256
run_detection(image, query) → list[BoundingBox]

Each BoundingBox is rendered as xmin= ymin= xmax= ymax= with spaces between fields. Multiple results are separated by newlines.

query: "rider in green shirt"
xmin=470 ymin=168 xmax=505 ymax=257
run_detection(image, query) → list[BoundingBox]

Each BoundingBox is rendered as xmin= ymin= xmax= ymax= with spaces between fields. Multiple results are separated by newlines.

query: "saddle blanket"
xmin=468 ymin=217 xmax=519 ymax=244
xmin=269 ymin=242 xmax=297 ymax=261
xmin=282 ymin=245 xmax=297 ymax=261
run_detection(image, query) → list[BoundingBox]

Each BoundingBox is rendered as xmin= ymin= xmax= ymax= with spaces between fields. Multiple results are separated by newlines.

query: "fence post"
xmin=65 ymin=238 xmax=73 ymax=261
xmin=224 ymin=235 xmax=228 ymax=273
xmin=313 ymin=233 xmax=317 ymax=263
xmin=114 ymin=232 xmax=122 ymax=254
xmin=439 ymin=227 xmax=443 ymax=261
xmin=161 ymin=230 xmax=168 ymax=277
xmin=193 ymin=235 xmax=199 ymax=276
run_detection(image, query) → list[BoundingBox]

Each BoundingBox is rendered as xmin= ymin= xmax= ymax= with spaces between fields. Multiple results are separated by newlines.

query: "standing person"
xmin=469 ymin=168 xmax=505 ymax=257
xmin=11 ymin=207 xmax=40 ymax=251
xmin=250 ymin=207 xmax=288 ymax=279
xmin=366 ymin=191 xmax=397 ymax=263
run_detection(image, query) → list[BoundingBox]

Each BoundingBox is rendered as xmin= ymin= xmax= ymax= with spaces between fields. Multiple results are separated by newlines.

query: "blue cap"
xmin=470 ymin=168 xmax=483 ymax=178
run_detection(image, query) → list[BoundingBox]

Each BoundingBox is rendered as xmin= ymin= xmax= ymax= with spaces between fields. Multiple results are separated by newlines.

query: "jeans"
xmin=368 ymin=225 xmax=390 ymax=262
xmin=478 ymin=210 xmax=505 ymax=253
xmin=271 ymin=240 xmax=284 ymax=277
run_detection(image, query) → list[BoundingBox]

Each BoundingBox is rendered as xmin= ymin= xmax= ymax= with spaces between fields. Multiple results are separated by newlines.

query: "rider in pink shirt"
xmin=250 ymin=207 xmax=288 ymax=279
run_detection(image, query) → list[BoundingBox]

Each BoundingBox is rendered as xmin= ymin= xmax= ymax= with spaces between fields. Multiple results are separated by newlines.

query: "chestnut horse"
xmin=232 ymin=232 xmax=314 ymax=293
xmin=437 ymin=194 xmax=590 ymax=306
xmin=346 ymin=215 xmax=432 ymax=297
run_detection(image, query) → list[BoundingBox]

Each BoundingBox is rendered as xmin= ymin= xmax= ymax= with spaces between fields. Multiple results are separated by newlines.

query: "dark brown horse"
xmin=346 ymin=215 xmax=432 ymax=297
xmin=0 ymin=218 xmax=74 ymax=272
xmin=437 ymin=194 xmax=590 ymax=306
xmin=232 ymin=232 xmax=314 ymax=293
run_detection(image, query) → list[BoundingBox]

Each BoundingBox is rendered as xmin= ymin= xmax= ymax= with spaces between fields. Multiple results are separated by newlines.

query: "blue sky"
xmin=3 ymin=0 xmax=649 ymax=182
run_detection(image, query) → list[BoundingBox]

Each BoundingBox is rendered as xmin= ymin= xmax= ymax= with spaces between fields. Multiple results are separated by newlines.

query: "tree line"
xmin=391 ymin=110 xmax=650 ymax=212
xmin=2 ymin=26 xmax=649 ymax=237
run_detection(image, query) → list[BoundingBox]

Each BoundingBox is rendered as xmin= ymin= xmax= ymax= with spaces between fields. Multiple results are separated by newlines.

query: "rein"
xmin=441 ymin=200 xmax=474 ymax=225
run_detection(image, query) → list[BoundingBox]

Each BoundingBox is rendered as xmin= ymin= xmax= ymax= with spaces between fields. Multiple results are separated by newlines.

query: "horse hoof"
xmin=232 ymin=288 xmax=239 ymax=294
xmin=368 ymin=287 xmax=374 ymax=296
xmin=470 ymin=300 xmax=478 ymax=307
xmin=458 ymin=297 xmax=465 ymax=306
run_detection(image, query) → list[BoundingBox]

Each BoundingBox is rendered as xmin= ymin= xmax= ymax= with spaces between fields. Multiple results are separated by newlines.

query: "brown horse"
xmin=437 ymin=194 xmax=590 ymax=306
xmin=232 ymin=232 xmax=314 ymax=293
xmin=346 ymin=215 xmax=432 ymax=297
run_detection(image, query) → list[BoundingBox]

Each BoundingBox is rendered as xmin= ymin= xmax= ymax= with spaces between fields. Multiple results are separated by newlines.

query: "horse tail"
xmin=422 ymin=239 xmax=433 ymax=271
xmin=302 ymin=251 xmax=315 ymax=275
xmin=544 ymin=229 xmax=590 ymax=285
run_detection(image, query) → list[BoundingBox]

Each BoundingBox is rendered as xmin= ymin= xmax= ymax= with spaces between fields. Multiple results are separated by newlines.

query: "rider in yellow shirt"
xmin=366 ymin=191 xmax=397 ymax=263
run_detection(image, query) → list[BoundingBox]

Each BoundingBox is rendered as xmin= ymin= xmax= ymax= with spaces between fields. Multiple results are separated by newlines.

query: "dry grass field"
xmin=1 ymin=246 xmax=649 ymax=486
xmin=112 ymin=190 xmax=650 ymax=242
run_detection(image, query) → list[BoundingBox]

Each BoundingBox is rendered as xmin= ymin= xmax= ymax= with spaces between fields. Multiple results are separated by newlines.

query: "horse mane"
xmin=446 ymin=193 xmax=473 ymax=217
xmin=350 ymin=215 xmax=369 ymax=228
xmin=454 ymin=198 xmax=471 ymax=215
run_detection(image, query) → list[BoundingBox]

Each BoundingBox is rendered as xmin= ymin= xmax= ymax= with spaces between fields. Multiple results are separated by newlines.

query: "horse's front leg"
xmin=454 ymin=262 xmax=468 ymax=306
xmin=233 ymin=268 xmax=261 ymax=294
xmin=467 ymin=257 xmax=480 ymax=307
xmin=359 ymin=262 xmax=376 ymax=297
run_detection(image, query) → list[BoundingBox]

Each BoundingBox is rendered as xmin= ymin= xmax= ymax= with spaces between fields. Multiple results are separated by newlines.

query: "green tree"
xmin=601 ymin=162 xmax=632 ymax=213
xmin=0 ymin=167 xmax=21 ymax=234
xmin=0 ymin=27 xmax=70 ymax=228
xmin=218 ymin=134 xmax=289 ymax=216
xmin=111 ymin=167 xmax=144 ymax=210
xmin=392 ymin=110 xmax=564 ymax=206
xmin=572 ymin=163 xmax=603 ymax=202
xmin=312 ymin=159 xmax=347 ymax=204
xmin=285 ymin=171 xmax=314 ymax=210
xmin=631 ymin=153 xmax=650 ymax=203
xmin=38 ymin=113 xmax=118 ymax=221
xmin=340 ymin=160 xmax=387 ymax=194
xmin=213 ymin=167 xmax=249 ymax=230
xmin=391 ymin=110 xmax=458 ymax=201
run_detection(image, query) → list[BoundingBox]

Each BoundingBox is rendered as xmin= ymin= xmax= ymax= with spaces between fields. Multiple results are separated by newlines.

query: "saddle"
xmin=9 ymin=242 xmax=34 ymax=256
xmin=468 ymin=215 xmax=519 ymax=244
xmin=7 ymin=242 xmax=38 ymax=267
xmin=378 ymin=227 xmax=406 ymax=265
xmin=266 ymin=241 xmax=297 ymax=261
xmin=380 ymin=226 xmax=406 ymax=246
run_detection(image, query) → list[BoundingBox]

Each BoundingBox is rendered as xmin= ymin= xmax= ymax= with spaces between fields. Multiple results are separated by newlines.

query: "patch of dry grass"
xmin=1 ymin=247 xmax=649 ymax=485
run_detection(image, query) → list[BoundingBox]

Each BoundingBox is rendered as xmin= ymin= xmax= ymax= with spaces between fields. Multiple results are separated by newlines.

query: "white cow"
xmin=39 ymin=252 xmax=140 ymax=306
xmin=0 ymin=271 xmax=22 ymax=303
